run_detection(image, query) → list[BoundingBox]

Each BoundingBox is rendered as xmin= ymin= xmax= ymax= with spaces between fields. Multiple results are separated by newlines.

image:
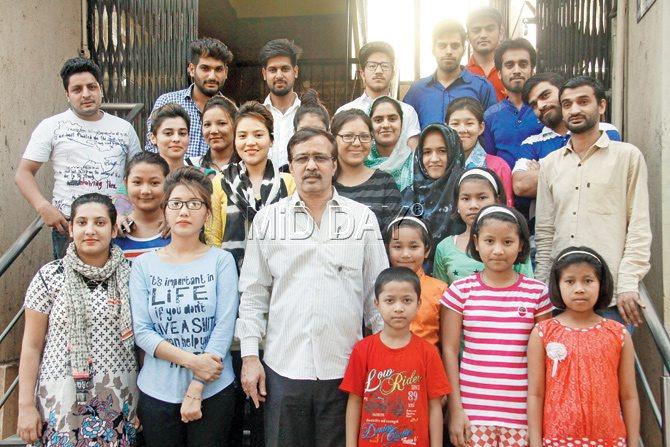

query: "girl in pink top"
xmin=441 ymin=205 xmax=552 ymax=447
xmin=527 ymin=247 xmax=639 ymax=447
xmin=446 ymin=97 xmax=514 ymax=207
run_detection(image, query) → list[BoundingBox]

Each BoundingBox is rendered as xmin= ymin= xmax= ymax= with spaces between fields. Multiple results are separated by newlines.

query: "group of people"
xmin=12 ymin=6 xmax=650 ymax=447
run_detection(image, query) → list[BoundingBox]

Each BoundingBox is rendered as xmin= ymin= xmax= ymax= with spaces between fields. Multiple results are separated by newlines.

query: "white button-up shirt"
xmin=235 ymin=189 xmax=387 ymax=380
xmin=264 ymin=93 xmax=301 ymax=168
xmin=336 ymin=92 xmax=421 ymax=148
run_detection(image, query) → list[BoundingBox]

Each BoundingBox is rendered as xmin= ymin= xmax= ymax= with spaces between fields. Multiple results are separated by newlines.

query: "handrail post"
xmin=663 ymin=376 xmax=670 ymax=447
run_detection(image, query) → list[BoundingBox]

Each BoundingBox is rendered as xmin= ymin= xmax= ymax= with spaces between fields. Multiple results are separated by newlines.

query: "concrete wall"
xmin=0 ymin=0 xmax=82 ymax=434
xmin=619 ymin=0 xmax=669 ymax=444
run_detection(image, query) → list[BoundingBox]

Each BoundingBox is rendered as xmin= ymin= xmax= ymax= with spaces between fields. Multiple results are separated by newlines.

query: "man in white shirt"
xmin=260 ymin=39 xmax=302 ymax=171
xmin=236 ymin=128 xmax=387 ymax=447
xmin=336 ymin=41 xmax=421 ymax=150
xmin=15 ymin=57 xmax=141 ymax=259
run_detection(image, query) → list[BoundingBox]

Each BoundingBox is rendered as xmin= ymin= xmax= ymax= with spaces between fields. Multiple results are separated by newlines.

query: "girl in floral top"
xmin=17 ymin=193 xmax=138 ymax=446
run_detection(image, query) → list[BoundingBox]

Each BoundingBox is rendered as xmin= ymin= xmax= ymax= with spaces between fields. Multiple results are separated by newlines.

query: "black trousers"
xmin=230 ymin=350 xmax=265 ymax=446
xmin=138 ymin=384 xmax=235 ymax=447
xmin=264 ymin=365 xmax=347 ymax=447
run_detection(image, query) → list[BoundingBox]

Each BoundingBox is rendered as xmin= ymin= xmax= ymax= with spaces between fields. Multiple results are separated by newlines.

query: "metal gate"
xmin=87 ymin=0 xmax=198 ymax=139
xmin=536 ymin=0 xmax=613 ymax=94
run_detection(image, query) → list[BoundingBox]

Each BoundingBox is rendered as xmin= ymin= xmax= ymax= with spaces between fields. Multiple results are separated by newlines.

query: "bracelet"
xmin=192 ymin=377 xmax=206 ymax=385
xmin=185 ymin=394 xmax=201 ymax=401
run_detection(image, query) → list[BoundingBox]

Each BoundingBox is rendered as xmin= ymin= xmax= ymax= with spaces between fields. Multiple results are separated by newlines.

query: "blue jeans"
xmin=51 ymin=229 xmax=70 ymax=259
xmin=598 ymin=305 xmax=636 ymax=334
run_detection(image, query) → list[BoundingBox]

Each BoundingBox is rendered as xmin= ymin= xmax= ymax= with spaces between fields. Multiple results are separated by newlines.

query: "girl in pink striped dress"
xmin=441 ymin=205 xmax=552 ymax=447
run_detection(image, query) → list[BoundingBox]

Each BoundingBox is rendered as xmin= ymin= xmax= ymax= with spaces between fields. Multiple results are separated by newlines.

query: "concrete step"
xmin=0 ymin=435 xmax=24 ymax=446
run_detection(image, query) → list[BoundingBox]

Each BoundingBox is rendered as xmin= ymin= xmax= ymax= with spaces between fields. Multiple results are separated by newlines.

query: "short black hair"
xmin=287 ymin=128 xmax=338 ymax=161
xmin=124 ymin=151 xmax=170 ymax=179
xmin=149 ymin=103 xmax=191 ymax=134
xmin=189 ymin=37 xmax=233 ymax=66
xmin=522 ymin=72 xmax=566 ymax=104
xmin=432 ymin=20 xmax=466 ymax=45
xmin=294 ymin=89 xmax=331 ymax=131
xmin=559 ymin=76 xmax=606 ymax=103
xmin=494 ymin=38 xmax=537 ymax=72
xmin=60 ymin=57 xmax=103 ymax=90
xmin=259 ymin=38 xmax=302 ymax=67
xmin=548 ymin=246 xmax=614 ymax=311
xmin=467 ymin=7 xmax=503 ymax=29
xmin=358 ymin=41 xmax=395 ymax=67
xmin=384 ymin=217 xmax=432 ymax=250
xmin=374 ymin=267 xmax=421 ymax=301
xmin=445 ymin=97 xmax=485 ymax=124
xmin=451 ymin=167 xmax=507 ymax=225
xmin=70 ymin=193 xmax=117 ymax=227
xmin=467 ymin=205 xmax=531 ymax=264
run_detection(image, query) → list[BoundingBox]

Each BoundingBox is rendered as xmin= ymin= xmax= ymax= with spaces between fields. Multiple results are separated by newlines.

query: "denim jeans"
xmin=51 ymin=229 xmax=70 ymax=259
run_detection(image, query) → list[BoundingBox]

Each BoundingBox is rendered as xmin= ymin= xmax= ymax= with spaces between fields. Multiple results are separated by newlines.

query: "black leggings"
xmin=138 ymin=384 xmax=235 ymax=447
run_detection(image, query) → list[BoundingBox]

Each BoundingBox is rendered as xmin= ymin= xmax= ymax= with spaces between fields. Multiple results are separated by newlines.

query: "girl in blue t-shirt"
xmin=129 ymin=167 xmax=239 ymax=446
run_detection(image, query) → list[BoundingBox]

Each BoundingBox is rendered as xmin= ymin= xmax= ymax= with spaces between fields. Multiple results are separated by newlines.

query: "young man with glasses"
xmin=236 ymin=128 xmax=388 ymax=447
xmin=336 ymin=41 xmax=421 ymax=149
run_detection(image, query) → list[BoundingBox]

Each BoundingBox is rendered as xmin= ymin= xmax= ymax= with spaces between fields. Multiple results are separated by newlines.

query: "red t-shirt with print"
xmin=340 ymin=333 xmax=452 ymax=446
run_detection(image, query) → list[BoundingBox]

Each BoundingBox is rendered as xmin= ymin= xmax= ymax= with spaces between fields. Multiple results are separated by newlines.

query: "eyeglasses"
xmin=166 ymin=199 xmax=206 ymax=210
xmin=364 ymin=62 xmax=393 ymax=73
xmin=291 ymin=154 xmax=334 ymax=166
xmin=337 ymin=133 xmax=373 ymax=144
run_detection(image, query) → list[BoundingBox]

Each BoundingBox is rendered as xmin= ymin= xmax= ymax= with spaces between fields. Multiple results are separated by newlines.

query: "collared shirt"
xmin=146 ymin=84 xmax=215 ymax=158
xmin=482 ymin=98 xmax=543 ymax=169
xmin=335 ymin=92 xmax=421 ymax=146
xmin=515 ymin=122 xmax=621 ymax=163
xmin=465 ymin=55 xmax=506 ymax=101
xmin=235 ymin=189 xmax=388 ymax=380
xmin=263 ymin=93 xmax=301 ymax=169
xmin=535 ymin=132 xmax=651 ymax=298
xmin=403 ymin=68 xmax=497 ymax=129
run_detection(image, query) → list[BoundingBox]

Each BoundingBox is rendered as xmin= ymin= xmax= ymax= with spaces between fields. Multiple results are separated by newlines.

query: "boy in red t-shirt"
xmin=340 ymin=267 xmax=452 ymax=447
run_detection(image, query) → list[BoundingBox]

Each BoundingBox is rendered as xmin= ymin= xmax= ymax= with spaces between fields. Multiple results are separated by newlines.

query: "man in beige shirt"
xmin=535 ymin=76 xmax=651 ymax=327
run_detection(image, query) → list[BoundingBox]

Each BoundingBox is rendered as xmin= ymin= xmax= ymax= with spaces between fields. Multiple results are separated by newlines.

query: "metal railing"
xmin=637 ymin=283 xmax=670 ymax=445
xmin=0 ymin=217 xmax=44 ymax=410
xmin=0 ymin=105 xmax=143 ymax=441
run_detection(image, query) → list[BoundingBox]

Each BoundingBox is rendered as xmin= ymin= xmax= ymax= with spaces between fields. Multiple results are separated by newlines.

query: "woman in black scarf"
xmin=401 ymin=123 xmax=464 ymax=272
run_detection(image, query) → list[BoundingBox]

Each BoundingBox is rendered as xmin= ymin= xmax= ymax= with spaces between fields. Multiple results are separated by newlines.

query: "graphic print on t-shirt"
xmin=53 ymin=120 xmax=129 ymax=210
xmin=360 ymin=367 xmax=423 ymax=445
xmin=148 ymin=272 xmax=217 ymax=358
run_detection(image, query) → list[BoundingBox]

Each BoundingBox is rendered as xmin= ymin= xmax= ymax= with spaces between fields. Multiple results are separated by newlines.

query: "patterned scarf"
xmin=221 ymin=159 xmax=288 ymax=270
xmin=63 ymin=243 xmax=132 ymax=391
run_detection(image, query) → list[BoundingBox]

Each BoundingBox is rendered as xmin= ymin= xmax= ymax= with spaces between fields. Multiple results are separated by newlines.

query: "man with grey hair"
xmin=236 ymin=128 xmax=387 ymax=446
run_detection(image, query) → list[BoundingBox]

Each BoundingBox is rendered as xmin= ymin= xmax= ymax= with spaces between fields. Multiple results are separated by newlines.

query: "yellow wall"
xmin=228 ymin=0 xmax=345 ymax=18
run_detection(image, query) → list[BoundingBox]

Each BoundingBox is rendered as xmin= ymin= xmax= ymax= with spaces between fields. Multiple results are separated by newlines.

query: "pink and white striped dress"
xmin=441 ymin=273 xmax=552 ymax=429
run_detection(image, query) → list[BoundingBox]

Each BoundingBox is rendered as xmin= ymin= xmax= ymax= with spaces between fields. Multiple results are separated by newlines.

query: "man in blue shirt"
xmin=146 ymin=38 xmax=233 ymax=157
xmin=513 ymin=72 xmax=621 ymax=200
xmin=403 ymin=20 xmax=497 ymax=129
xmin=481 ymin=38 xmax=543 ymax=170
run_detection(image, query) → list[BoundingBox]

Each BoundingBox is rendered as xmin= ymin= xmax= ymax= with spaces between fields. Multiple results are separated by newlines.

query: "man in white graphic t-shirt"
xmin=15 ymin=57 xmax=141 ymax=258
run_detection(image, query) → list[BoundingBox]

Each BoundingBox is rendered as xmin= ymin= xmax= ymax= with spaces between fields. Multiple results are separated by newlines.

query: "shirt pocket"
xmin=585 ymin=174 xmax=617 ymax=215
xmin=325 ymin=239 xmax=363 ymax=279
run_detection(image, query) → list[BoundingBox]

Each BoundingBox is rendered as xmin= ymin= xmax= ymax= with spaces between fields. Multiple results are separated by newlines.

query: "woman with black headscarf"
xmin=401 ymin=123 xmax=464 ymax=272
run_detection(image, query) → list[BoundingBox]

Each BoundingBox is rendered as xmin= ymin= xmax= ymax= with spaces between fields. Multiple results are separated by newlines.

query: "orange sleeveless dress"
xmin=537 ymin=318 xmax=627 ymax=447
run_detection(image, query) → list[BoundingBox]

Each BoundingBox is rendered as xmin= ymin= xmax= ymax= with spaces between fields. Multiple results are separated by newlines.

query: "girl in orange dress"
xmin=527 ymin=246 xmax=640 ymax=447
